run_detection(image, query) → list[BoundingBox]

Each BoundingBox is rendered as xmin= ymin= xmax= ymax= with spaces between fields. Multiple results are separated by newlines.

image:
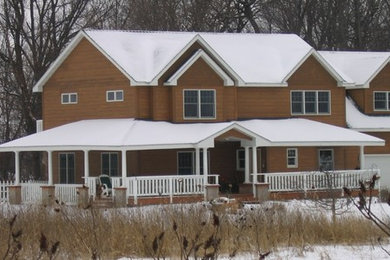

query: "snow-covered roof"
xmin=33 ymin=30 xmax=352 ymax=91
xmin=319 ymin=51 xmax=390 ymax=88
xmin=346 ymin=97 xmax=390 ymax=131
xmin=0 ymin=118 xmax=383 ymax=152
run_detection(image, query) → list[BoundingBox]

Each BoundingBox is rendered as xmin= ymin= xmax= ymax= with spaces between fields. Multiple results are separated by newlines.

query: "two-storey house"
xmin=0 ymin=30 xmax=383 ymax=205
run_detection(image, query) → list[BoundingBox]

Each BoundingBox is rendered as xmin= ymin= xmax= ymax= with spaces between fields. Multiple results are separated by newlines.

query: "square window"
xmin=61 ymin=93 xmax=77 ymax=104
xmin=184 ymin=90 xmax=215 ymax=119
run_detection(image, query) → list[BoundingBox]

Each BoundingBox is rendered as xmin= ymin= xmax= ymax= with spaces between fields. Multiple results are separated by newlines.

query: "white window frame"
xmin=286 ymin=148 xmax=298 ymax=168
xmin=290 ymin=90 xmax=331 ymax=115
xmin=236 ymin=149 xmax=245 ymax=171
xmin=106 ymin=90 xmax=124 ymax=102
xmin=318 ymin=149 xmax=334 ymax=171
xmin=61 ymin=93 xmax=78 ymax=104
xmin=183 ymin=89 xmax=216 ymax=120
xmin=373 ymin=91 xmax=390 ymax=111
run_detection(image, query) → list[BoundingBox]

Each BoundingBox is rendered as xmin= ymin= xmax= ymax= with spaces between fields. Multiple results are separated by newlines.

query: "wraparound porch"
xmin=0 ymin=169 xmax=380 ymax=205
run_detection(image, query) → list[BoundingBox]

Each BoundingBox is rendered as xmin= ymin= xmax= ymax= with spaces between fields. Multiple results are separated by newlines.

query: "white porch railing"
xmin=261 ymin=169 xmax=380 ymax=192
xmin=0 ymin=180 xmax=13 ymax=203
xmin=55 ymin=184 xmax=83 ymax=205
xmin=124 ymin=175 xmax=219 ymax=204
xmin=21 ymin=182 xmax=43 ymax=203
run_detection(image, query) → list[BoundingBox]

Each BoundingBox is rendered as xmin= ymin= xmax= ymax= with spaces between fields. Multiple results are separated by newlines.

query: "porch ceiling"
xmin=0 ymin=118 xmax=383 ymax=152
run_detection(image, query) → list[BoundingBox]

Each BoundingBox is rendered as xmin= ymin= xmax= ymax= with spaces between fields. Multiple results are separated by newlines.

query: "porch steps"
xmin=223 ymin=193 xmax=258 ymax=204
xmin=92 ymin=197 xmax=113 ymax=208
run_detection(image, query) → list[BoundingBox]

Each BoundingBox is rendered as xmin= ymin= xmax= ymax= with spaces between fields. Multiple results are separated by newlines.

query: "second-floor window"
xmin=61 ymin=93 xmax=77 ymax=104
xmin=291 ymin=91 xmax=330 ymax=115
xmin=374 ymin=91 xmax=390 ymax=111
xmin=106 ymin=90 xmax=124 ymax=102
xmin=184 ymin=89 xmax=215 ymax=119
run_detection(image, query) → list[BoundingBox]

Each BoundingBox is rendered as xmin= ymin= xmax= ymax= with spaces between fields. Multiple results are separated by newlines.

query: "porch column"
xmin=244 ymin=146 xmax=250 ymax=183
xmin=14 ymin=151 xmax=20 ymax=185
xmin=121 ymin=150 xmax=127 ymax=183
xmin=83 ymin=150 xmax=89 ymax=180
xmin=360 ymin=146 xmax=365 ymax=169
xmin=203 ymin=148 xmax=208 ymax=184
xmin=252 ymin=146 xmax=258 ymax=183
xmin=195 ymin=147 xmax=200 ymax=175
xmin=47 ymin=151 xmax=53 ymax=186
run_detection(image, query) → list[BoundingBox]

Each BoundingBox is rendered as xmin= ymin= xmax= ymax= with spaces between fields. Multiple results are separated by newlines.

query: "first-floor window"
xmin=374 ymin=91 xmax=390 ymax=111
xmin=61 ymin=93 xmax=78 ymax=104
xmin=236 ymin=149 xmax=245 ymax=171
xmin=177 ymin=151 xmax=210 ymax=175
xmin=106 ymin=90 xmax=124 ymax=102
xmin=59 ymin=153 xmax=75 ymax=184
xmin=102 ymin=152 xmax=119 ymax=176
xmin=287 ymin=148 xmax=298 ymax=168
xmin=184 ymin=90 xmax=215 ymax=119
xmin=319 ymin=149 xmax=334 ymax=171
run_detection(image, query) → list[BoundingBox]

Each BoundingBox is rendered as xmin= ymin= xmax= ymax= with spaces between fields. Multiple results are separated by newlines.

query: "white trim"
xmin=61 ymin=93 xmax=78 ymax=104
xmin=165 ymin=49 xmax=234 ymax=86
xmin=183 ymin=89 xmax=216 ymax=120
xmin=149 ymin=34 xmax=244 ymax=86
xmin=354 ymin=57 xmax=390 ymax=89
xmin=286 ymin=148 xmax=298 ymax=168
xmin=290 ymin=90 xmax=331 ymax=115
xmin=106 ymin=90 xmax=124 ymax=102
xmin=283 ymin=50 xmax=353 ymax=87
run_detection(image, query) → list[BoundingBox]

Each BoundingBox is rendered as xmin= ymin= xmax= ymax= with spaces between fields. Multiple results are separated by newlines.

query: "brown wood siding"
xmin=237 ymin=56 xmax=346 ymax=126
xmin=359 ymin=64 xmax=390 ymax=115
xmin=364 ymin=132 xmax=390 ymax=154
xmin=52 ymin=151 xmax=84 ymax=184
xmin=347 ymin=89 xmax=366 ymax=112
xmin=42 ymin=39 xmax=138 ymax=130
xmin=266 ymin=147 xmax=359 ymax=173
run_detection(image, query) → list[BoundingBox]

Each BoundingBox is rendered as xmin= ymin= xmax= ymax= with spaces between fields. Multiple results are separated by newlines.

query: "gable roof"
xmin=33 ymin=30 xmax=353 ymax=92
xmin=319 ymin=51 xmax=390 ymax=88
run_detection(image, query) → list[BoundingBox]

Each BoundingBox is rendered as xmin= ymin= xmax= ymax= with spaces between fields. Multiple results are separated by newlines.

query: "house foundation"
xmin=41 ymin=186 xmax=55 ymax=206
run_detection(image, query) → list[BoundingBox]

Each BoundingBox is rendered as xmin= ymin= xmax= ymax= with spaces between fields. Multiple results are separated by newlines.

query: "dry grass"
xmin=0 ymin=202 xmax=385 ymax=259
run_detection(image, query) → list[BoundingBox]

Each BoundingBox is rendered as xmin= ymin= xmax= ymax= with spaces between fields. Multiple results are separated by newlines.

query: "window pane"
xmin=291 ymin=92 xmax=303 ymax=114
xmin=184 ymin=91 xmax=199 ymax=118
xmin=178 ymin=152 xmax=193 ymax=175
xmin=318 ymin=92 xmax=329 ymax=113
xmin=107 ymin=92 xmax=115 ymax=101
xmin=288 ymin=158 xmax=296 ymax=165
xmin=375 ymin=92 xmax=386 ymax=110
xmin=116 ymin=91 xmax=123 ymax=101
xmin=287 ymin=149 xmax=296 ymax=157
xmin=184 ymin=104 xmax=198 ymax=117
xmin=319 ymin=150 xmax=333 ymax=171
xmin=62 ymin=94 xmax=69 ymax=103
xmin=200 ymin=91 xmax=215 ymax=117
xmin=102 ymin=154 xmax=110 ymax=175
xmin=67 ymin=154 xmax=75 ymax=184
xmin=305 ymin=92 xmax=316 ymax=113
xmin=59 ymin=154 xmax=67 ymax=183
xmin=110 ymin=153 xmax=118 ymax=176
xmin=70 ymin=94 xmax=77 ymax=103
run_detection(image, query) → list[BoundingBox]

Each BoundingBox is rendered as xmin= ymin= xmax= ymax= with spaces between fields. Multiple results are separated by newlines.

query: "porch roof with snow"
xmin=33 ymin=30 xmax=352 ymax=91
xmin=0 ymin=118 xmax=383 ymax=152
xmin=346 ymin=97 xmax=390 ymax=132
xmin=318 ymin=51 xmax=390 ymax=89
